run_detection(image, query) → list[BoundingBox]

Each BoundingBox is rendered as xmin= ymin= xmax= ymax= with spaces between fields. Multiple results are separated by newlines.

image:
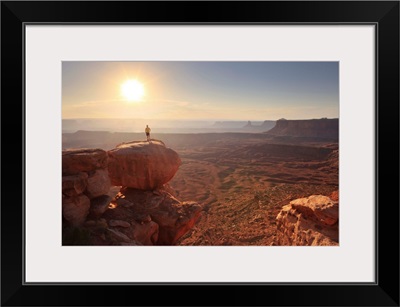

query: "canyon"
xmin=62 ymin=118 xmax=339 ymax=246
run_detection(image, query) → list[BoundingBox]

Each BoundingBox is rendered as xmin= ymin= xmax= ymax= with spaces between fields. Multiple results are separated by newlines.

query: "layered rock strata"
xmin=275 ymin=194 xmax=339 ymax=246
xmin=62 ymin=149 xmax=111 ymax=226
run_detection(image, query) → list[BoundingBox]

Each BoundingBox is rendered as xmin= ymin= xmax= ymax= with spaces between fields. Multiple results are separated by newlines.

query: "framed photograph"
xmin=2 ymin=1 xmax=399 ymax=306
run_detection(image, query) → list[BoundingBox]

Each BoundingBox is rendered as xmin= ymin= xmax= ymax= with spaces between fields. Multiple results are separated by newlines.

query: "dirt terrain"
xmin=63 ymin=131 xmax=339 ymax=246
xmin=167 ymin=135 xmax=338 ymax=245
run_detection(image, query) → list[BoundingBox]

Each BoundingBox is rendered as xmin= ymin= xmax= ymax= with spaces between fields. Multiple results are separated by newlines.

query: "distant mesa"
xmin=266 ymin=118 xmax=338 ymax=139
xmin=240 ymin=120 xmax=276 ymax=132
xmin=260 ymin=120 xmax=276 ymax=130
xmin=243 ymin=120 xmax=253 ymax=128
xmin=107 ymin=140 xmax=181 ymax=190
xmin=241 ymin=120 xmax=256 ymax=131
xmin=210 ymin=120 xmax=276 ymax=132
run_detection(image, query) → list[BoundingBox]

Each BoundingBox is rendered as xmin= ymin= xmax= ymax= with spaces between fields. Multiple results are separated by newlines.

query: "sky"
xmin=62 ymin=61 xmax=339 ymax=121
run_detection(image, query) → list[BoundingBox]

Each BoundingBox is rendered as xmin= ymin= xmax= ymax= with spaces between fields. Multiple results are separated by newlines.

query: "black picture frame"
xmin=1 ymin=1 xmax=399 ymax=306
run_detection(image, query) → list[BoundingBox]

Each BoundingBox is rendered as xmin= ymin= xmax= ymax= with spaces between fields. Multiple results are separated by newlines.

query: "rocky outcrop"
xmin=101 ymin=188 xmax=202 ymax=245
xmin=62 ymin=194 xmax=90 ymax=226
xmin=62 ymin=148 xmax=108 ymax=175
xmin=62 ymin=148 xmax=111 ymax=225
xmin=107 ymin=140 xmax=181 ymax=190
xmin=274 ymin=194 xmax=339 ymax=246
xmin=89 ymin=195 xmax=112 ymax=218
xmin=63 ymin=141 xmax=202 ymax=245
xmin=85 ymin=169 xmax=111 ymax=198
xmin=103 ymin=209 xmax=159 ymax=245
xmin=62 ymin=172 xmax=88 ymax=197
xmin=266 ymin=118 xmax=338 ymax=139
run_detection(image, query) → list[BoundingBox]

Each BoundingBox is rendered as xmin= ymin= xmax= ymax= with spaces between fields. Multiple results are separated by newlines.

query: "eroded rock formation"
xmin=62 ymin=148 xmax=111 ymax=225
xmin=62 ymin=148 xmax=108 ymax=175
xmin=107 ymin=140 xmax=181 ymax=190
xmin=99 ymin=188 xmax=202 ymax=245
xmin=63 ymin=140 xmax=202 ymax=246
xmin=274 ymin=193 xmax=339 ymax=246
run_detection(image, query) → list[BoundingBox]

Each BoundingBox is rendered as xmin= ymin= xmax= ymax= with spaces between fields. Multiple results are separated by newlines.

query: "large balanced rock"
xmin=107 ymin=140 xmax=181 ymax=190
xmin=275 ymin=194 xmax=338 ymax=246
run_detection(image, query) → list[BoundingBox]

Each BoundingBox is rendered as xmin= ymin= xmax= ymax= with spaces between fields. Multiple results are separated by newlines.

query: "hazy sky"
xmin=62 ymin=61 xmax=339 ymax=121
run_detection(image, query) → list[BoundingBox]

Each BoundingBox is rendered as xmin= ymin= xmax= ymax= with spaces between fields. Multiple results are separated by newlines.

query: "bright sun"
xmin=121 ymin=79 xmax=145 ymax=102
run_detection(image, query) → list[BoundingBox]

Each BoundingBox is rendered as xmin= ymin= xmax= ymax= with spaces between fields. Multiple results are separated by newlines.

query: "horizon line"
xmin=62 ymin=117 xmax=339 ymax=121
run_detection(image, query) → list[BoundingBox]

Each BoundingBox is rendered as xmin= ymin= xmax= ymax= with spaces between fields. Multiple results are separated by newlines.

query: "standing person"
xmin=145 ymin=125 xmax=151 ymax=141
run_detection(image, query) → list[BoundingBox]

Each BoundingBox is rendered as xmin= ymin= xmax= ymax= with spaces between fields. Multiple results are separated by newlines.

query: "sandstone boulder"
xmin=62 ymin=194 xmax=91 ymax=226
xmin=129 ymin=220 xmax=159 ymax=245
xmin=150 ymin=200 xmax=203 ymax=245
xmin=109 ymin=219 xmax=131 ymax=228
xmin=330 ymin=190 xmax=339 ymax=201
xmin=85 ymin=169 xmax=111 ymax=199
xmin=290 ymin=195 xmax=338 ymax=226
xmin=107 ymin=228 xmax=131 ymax=243
xmin=62 ymin=148 xmax=110 ymax=226
xmin=89 ymin=195 xmax=112 ymax=218
xmin=62 ymin=148 xmax=108 ymax=175
xmin=275 ymin=194 xmax=338 ymax=246
xmin=117 ymin=188 xmax=203 ymax=245
xmin=107 ymin=140 xmax=181 ymax=190
xmin=102 ymin=202 xmax=160 ymax=245
xmin=62 ymin=172 xmax=88 ymax=197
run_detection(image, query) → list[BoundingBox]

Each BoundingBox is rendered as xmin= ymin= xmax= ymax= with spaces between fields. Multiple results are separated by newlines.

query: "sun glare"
xmin=121 ymin=79 xmax=145 ymax=102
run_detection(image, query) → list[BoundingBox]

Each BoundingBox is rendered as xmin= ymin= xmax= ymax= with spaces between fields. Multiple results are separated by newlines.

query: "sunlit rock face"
xmin=275 ymin=194 xmax=339 ymax=246
xmin=107 ymin=140 xmax=181 ymax=190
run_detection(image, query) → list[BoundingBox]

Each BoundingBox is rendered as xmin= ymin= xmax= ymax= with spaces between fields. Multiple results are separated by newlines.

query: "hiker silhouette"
xmin=145 ymin=125 xmax=151 ymax=141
